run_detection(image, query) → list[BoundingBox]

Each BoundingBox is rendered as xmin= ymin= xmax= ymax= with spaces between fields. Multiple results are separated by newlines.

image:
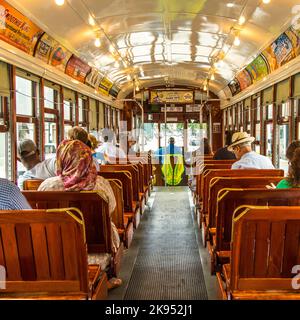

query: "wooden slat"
xmin=45 ymin=223 xmax=65 ymax=280
xmin=1 ymin=280 xmax=80 ymax=293
xmin=60 ymin=223 xmax=79 ymax=281
xmin=254 ymin=221 xmax=271 ymax=277
xmin=1 ymin=225 xmax=21 ymax=280
xmin=31 ymin=224 xmax=51 ymax=280
xmin=239 ymin=222 xmax=256 ymax=278
xmin=15 ymin=224 xmax=36 ymax=280
xmin=282 ymin=221 xmax=300 ymax=277
xmin=268 ymin=222 xmax=286 ymax=277
xmin=0 ymin=230 xmax=5 ymax=268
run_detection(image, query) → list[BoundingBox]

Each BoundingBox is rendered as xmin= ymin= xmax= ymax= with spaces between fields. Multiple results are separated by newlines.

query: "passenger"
xmin=213 ymin=131 xmax=236 ymax=160
xmin=0 ymin=178 xmax=31 ymax=210
xmin=276 ymin=140 xmax=300 ymax=189
xmin=17 ymin=139 xmax=56 ymax=190
xmin=38 ymin=139 xmax=122 ymax=288
xmin=97 ymin=129 xmax=126 ymax=162
xmin=88 ymin=133 xmax=101 ymax=158
xmin=228 ymin=132 xmax=274 ymax=169
xmin=155 ymin=137 xmax=183 ymax=164
xmin=68 ymin=126 xmax=100 ymax=171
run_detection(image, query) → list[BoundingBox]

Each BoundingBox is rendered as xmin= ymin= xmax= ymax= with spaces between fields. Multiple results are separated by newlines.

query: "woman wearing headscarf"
xmin=38 ymin=139 xmax=121 ymax=287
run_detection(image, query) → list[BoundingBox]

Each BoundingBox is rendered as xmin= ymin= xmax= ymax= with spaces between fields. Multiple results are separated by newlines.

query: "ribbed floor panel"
xmin=124 ymin=187 xmax=208 ymax=300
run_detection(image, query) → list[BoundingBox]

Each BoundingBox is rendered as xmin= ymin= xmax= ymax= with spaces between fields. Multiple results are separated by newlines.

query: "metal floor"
xmin=112 ymin=186 xmax=209 ymax=300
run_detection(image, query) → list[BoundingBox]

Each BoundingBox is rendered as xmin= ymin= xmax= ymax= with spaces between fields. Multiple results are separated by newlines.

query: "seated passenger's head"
xmin=169 ymin=137 xmax=175 ymax=145
xmin=56 ymin=139 xmax=97 ymax=191
xmin=68 ymin=126 xmax=88 ymax=145
xmin=227 ymin=132 xmax=255 ymax=159
xmin=101 ymin=128 xmax=114 ymax=143
xmin=286 ymin=140 xmax=300 ymax=161
xmin=88 ymin=134 xmax=100 ymax=151
xmin=17 ymin=139 xmax=40 ymax=170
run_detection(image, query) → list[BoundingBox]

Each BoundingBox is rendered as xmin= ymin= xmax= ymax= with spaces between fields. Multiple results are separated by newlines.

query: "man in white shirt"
xmin=97 ymin=132 xmax=126 ymax=162
xmin=228 ymin=132 xmax=275 ymax=169
xmin=17 ymin=139 xmax=56 ymax=189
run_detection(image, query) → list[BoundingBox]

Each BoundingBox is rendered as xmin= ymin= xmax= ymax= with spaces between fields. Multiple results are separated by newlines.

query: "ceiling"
xmin=7 ymin=0 xmax=300 ymax=98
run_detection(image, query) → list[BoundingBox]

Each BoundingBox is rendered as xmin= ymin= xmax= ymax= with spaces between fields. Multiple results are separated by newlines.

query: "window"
xmin=78 ymin=96 xmax=88 ymax=127
xmin=144 ymin=123 xmax=159 ymax=152
xmin=266 ymin=104 xmax=273 ymax=120
xmin=16 ymin=72 xmax=39 ymax=179
xmin=280 ymin=102 xmax=290 ymax=118
xmin=0 ymin=132 xmax=8 ymax=178
xmin=266 ymin=123 xmax=273 ymax=160
xmin=278 ymin=124 xmax=289 ymax=174
xmin=16 ymin=76 xmax=34 ymax=116
xmin=44 ymin=84 xmax=59 ymax=158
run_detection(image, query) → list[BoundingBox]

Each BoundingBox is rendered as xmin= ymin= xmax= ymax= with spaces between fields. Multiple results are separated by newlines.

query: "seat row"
xmin=0 ymin=157 xmax=153 ymax=299
xmin=190 ymin=160 xmax=300 ymax=299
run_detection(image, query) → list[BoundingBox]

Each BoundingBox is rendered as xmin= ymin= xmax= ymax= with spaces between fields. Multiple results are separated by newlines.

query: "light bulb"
xmin=94 ymin=38 xmax=101 ymax=47
xmin=136 ymin=85 xmax=140 ymax=92
xmin=211 ymin=73 xmax=215 ymax=80
xmin=55 ymin=0 xmax=65 ymax=6
xmin=127 ymin=74 xmax=131 ymax=81
xmin=203 ymin=84 xmax=207 ymax=91
xmin=234 ymin=36 xmax=240 ymax=46
xmin=114 ymin=60 xmax=120 ymax=68
xmin=262 ymin=0 xmax=270 ymax=3
xmin=238 ymin=16 xmax=246 ymax=25
xmin=226 ymin=3 xmax=234 ymax=7
xmin=88 ymin=15 xmax=96 ymax=26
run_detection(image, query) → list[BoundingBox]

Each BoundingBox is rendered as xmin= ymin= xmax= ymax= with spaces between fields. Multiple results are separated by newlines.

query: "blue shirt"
xmin=0 ymin=178 xmax=31 ymax=210
xmin=155 ymin=144 xmax=183 ymax=163
xmin=231 ymin=151 xmax=274 ymax=170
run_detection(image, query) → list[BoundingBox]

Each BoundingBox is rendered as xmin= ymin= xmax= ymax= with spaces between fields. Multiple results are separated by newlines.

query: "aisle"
xmin=124 ymin=187 xmax=208 ymax=300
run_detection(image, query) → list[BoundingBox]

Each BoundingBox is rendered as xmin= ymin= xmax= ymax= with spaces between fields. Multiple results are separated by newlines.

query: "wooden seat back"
xmin=196 ymin=164 xmax=233 ymax=200
xmin=229 ymin=205 xmax=300 ymax=299
xmin=99 ymin=171 xmax=133 ymax=213
xmin=216 ymin=188 xmax=300 ymax=253
xmin=23 ymin=179 xmax=43 ymax=190
xmin=199 ymin=168 xmax=284 ymax=202
xmin=107 ymin=179 xmax=124 ymax=229
xmin=207 ymin=176 xmax=283 ymax=228
xmin=22 ymin=191 xmax=112 ymax=254
xmin=101 ymin=165 xmax=140 ymax=203
xmin=0 ymin=209 xmax=89 ymax=299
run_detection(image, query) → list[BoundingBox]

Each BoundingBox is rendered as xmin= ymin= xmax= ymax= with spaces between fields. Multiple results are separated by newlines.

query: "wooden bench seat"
xmin=212 ymin=188 xmax=300 ymax=275
xmin=108 ymin=179 xmax=134 ymax=248
xmin=203 ymin=176 xmax=283 ymax=249
xmin=196 ymin=169 xmax=284 ymax=228
xmin=0 ymin=209 xmax=107 ymax=300
xmin=23 ymin=191 xmax=124 ymax=277
xmin=216 ymin=206 xmax=300 ymax=300
xmin=99 ymin=171 xmax=140 ymax=228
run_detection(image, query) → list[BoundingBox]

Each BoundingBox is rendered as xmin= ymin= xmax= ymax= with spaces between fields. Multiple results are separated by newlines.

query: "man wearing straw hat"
xmin=228 ymin=132 xmax=274 ymax=169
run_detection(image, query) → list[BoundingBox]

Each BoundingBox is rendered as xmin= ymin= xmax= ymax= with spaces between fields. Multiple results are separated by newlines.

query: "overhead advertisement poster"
xmin=271 ymin=33 xmax=294 ymax=67
xmin=246 ymin=54 xmax=269 ymax=83
xmin=228 ymin=78 xmax=241 ymax=96
xmin=85 ymin=68 xmax=103 ymax=89
xmin=109 ymin=84 xmax=120 ymax=98
xmin=98 ymin=77 xmax=113 ymax=96
xmin=150 ymin=90 xmax=194 ymax=104
xmin=236 ymin=69 xmax=252 ymax=91
xmin=49 ymin=42 xmax=72 ymax=72
xmin=65 ymin=55 xmax=91 ymax=83
xmin=0 ymin=0 xmax=43 ymax=55
xmin=34 ymin=32 xmax=57 ymax=63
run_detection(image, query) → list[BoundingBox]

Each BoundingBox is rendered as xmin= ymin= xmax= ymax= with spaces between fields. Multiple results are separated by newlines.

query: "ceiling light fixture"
xmin=94 ymin=35 xmax=101 ymax=48
xmin=127 ymin=74 xmax=131 ymax=81
xmin=211 ymin=73 xmax=215 ymax=81
xmin=55 ymin=0 xmax=65 ymax=6
xmin=226 ymin=3 xmax=234 ymax=8
xmin=262 ymin=0 xmax=271 ymax=3
xmin=238 ymin=15 xmax=246 ymax=25
xmin=136 ymin=85 xmax=140 ymax=92
xmin=89 ymin=15 xmax=96 ymax=26
xmin=233 ymin=30 xmax=241 ymax=46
